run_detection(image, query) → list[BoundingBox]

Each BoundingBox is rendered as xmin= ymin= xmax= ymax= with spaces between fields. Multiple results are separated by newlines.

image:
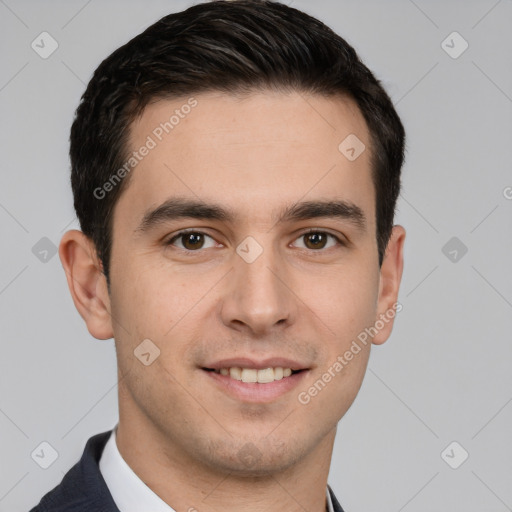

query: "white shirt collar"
xmin=99 ymin=425 xmax=174 ymax=512
xmin=99 ymin=426 xmax=335 ymax=512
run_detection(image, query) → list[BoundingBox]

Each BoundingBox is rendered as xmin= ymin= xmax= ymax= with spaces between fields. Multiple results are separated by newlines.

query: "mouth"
xmin=200 ymin=359 xmax=310 ymax=403
xmin=202 ymin=366 xmax=303 ymax=383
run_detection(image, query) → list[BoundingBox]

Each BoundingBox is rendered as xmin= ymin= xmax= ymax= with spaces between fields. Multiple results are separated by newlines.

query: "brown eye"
xmin=181 ymin=233 xmax=204 ymax=250
xmin=304 ymin=232 xmax=328 ymax=249
xmin=293 ymin=231 xmax=341 ymax=251
xmin=167 ymin=231 xmax=217 ymax=251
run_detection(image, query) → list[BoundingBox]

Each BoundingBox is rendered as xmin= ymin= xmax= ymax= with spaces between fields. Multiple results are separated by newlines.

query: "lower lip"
xmin=202 ymin=369 xmax=309 ymax=403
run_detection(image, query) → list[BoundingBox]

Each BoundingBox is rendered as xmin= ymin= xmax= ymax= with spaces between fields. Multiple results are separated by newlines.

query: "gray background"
xmin=1 ymin=0 xmax=511 ymax=511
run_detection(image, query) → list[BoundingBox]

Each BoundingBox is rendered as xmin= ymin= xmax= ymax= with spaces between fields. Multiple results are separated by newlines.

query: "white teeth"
xmin=241 ymin=368 xmax=258 ymax=383
xmin=257 ymin=368 xmax=274 ymax=383
xmin=217 ymin=366 xmax=296 ymax=383
xmin=230 ymin=367 xmax=242 ymax=380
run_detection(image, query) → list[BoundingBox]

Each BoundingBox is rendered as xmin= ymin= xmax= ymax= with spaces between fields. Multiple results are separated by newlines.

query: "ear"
xmin=372 ymin=225 xmax=405 ymax=345
xmin=59 ymin=230 xmax=114 ymax=340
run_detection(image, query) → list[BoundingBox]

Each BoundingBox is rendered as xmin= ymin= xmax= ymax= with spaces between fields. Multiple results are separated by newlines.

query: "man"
xmin=30 ymin=0 xmax=405 ymax=510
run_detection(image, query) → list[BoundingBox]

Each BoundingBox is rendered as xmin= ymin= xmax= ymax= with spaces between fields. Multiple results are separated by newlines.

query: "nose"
xmin=220 ymin=242 xmax=295 ymax=336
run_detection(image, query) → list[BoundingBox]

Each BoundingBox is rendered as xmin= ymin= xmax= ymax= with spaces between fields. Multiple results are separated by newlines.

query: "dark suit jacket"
xmin=29 ymin=429 xmax=345 ymax=512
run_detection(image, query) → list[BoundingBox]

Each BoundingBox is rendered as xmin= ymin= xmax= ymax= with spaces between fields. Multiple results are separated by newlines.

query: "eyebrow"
xmin=135 ymin=197 xmax=367 ymax=234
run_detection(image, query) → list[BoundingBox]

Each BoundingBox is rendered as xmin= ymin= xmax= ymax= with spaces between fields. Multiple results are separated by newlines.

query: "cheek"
xmin=110 ymin=257 xmax=218 ymax=360
xmin=298 ymin=269 xmax=377 ymax=418
xmin=300 ymin=262 xmax=380 ymax=343
xmin=110 ymin=268 xmax=196 ymax=403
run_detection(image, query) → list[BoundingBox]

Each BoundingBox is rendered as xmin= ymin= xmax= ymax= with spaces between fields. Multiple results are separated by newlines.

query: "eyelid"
xmin=166 ymin=228 xmax=220 ymax=249
xmin=291 ymin=228 xmax=345 ymax=248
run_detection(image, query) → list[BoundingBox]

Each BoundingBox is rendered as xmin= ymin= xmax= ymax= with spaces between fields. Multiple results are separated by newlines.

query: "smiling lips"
xmin=203 ymin=357 xmax=308 ymax=384
xmin=214 ymin=366 xmax=294 ymax=383
xmin=202 ymin=358 xmax=310 ymax=402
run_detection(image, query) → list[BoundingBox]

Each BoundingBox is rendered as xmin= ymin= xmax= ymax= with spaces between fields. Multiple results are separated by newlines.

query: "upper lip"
xmin=203 ymin=357 xmax=310 ymax=371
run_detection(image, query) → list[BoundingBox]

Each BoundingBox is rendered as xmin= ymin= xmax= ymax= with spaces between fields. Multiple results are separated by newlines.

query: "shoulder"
xmin=29 ymin=430 xmax=118 ymax=512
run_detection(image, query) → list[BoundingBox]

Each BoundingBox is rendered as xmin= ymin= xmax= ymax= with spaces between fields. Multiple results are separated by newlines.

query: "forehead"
xmin=116 ymin=90 xmax=374 ymax=228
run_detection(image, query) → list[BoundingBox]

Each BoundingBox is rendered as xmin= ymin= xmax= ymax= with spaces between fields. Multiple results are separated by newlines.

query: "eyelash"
xmin=165 ymin=228 xmax=345 ymax=253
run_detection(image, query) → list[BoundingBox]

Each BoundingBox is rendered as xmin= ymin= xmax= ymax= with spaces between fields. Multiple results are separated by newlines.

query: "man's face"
xmin=106 ymin=90 xmax=393 ymax=474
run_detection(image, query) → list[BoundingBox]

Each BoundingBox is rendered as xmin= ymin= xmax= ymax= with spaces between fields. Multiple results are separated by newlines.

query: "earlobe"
xmin=372 ymin=225 xmax=406 ymax=345
xmin=59 ymin=230 xmax=114 ymax=340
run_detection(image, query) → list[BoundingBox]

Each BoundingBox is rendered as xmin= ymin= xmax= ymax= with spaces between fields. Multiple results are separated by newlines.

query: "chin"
xmin=198 ymin=436 xmax=309 ymax=476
